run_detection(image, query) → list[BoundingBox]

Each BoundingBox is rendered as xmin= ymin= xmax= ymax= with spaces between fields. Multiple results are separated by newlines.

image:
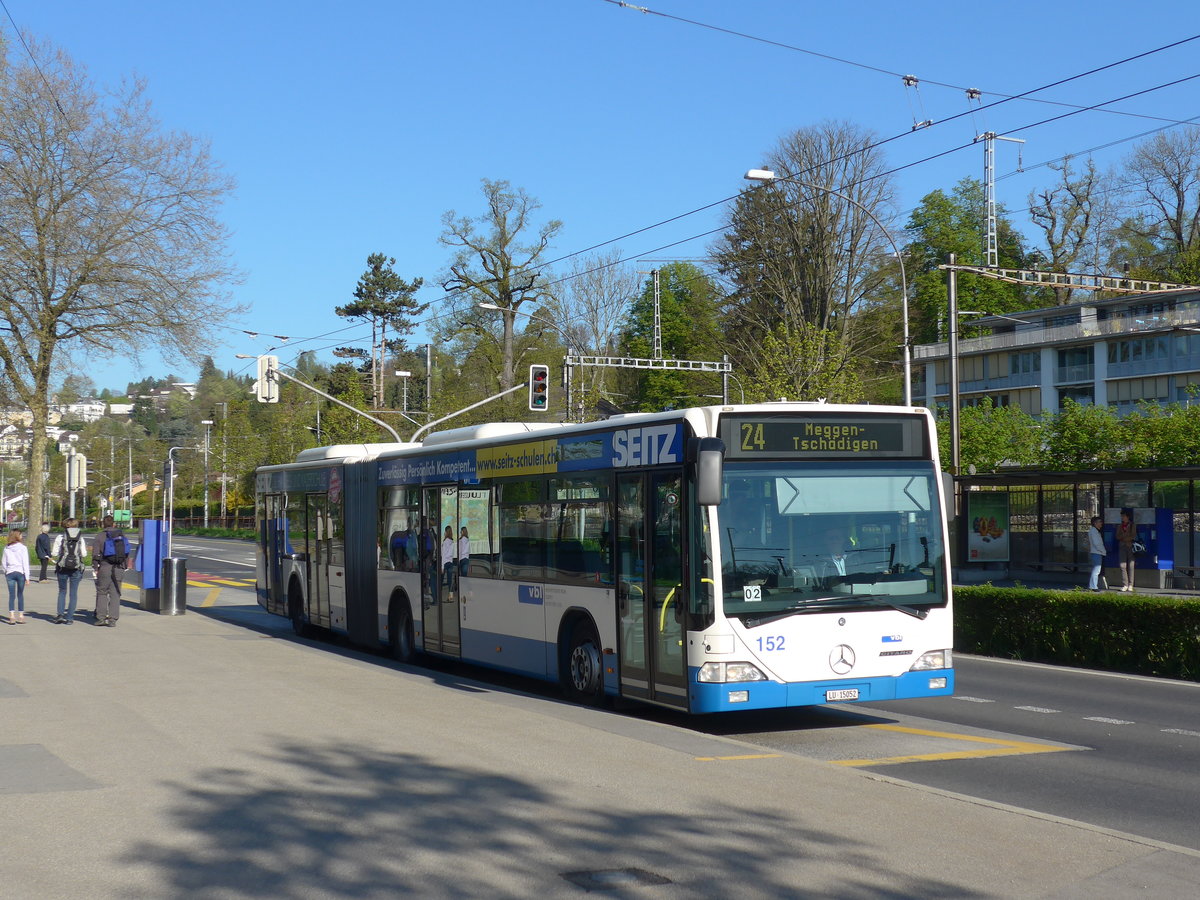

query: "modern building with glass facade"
xmin=912 ymin=288 xmax=1200 ymax=416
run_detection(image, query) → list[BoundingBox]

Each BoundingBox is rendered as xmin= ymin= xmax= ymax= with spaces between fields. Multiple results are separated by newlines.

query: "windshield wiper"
xmin=742 ymin=594 xmax=929 ymax=626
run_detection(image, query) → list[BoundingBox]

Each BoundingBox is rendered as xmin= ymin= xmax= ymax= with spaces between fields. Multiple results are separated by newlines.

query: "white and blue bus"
xmin=255 ymin=402 xmax=953 ymax=713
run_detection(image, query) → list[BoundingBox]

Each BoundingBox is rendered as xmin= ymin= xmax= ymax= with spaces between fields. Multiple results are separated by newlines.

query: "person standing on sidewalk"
xmin=51 ymin=518 xmax=88 ymax=624
xmin=35 ymin=522 xmax=53 ymax=582
xmin=1087 ymin=516 xmax=1108 ymax=592
xmin=1115 ymin=508 xmax=1137 ymax=593
xmin=3 ymin=529 xmax=31 ymax=624
xmin=91 ymin=515 xmax=133 ymax=627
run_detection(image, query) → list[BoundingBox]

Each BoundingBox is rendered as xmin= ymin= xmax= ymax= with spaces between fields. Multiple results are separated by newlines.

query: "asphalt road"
xmin=177 ymin=537 xmax=1200 ymax=853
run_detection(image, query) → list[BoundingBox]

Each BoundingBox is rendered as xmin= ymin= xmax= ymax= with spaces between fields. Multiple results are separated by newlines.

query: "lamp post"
xmin=478 ymin=303 xmax=578 ymax=420
xmin=744 ymin=169 xmax=912 ymax=406
xmin=201 ymin=420 xmax=214 ymax=529
xmin=214 ymin=402 xmax=228 ymax=523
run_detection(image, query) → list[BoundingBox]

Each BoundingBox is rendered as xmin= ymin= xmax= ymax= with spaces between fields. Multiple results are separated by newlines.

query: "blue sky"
xmin=11 ymin=0 xmax=1198 ymax=394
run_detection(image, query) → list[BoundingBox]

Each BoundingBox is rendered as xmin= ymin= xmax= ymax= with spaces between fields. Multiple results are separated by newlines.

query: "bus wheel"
xmin=389 ymin=603 xmax=415 ymax=663
xmin=566 ymin=620 xmax=604 ymax=705
xmin=288 ymin=584 xmax=309 ymax=638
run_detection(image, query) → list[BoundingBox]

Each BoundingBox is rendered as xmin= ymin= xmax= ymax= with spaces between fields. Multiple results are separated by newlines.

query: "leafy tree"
xmin=336 ymin=253 xmax=425 ymax=408
xmin=615 ymin=263 xmax=724 ymax=411
xmin=1038 ymin=400 xmax=1127 ymax=470
xmin=438 ymin=179 xmax=562 ymax=403
xmin=743 ymin=322 xmax=864 ymax=404
xmin=1121 ymin=400 xmax=1200 ymax=467
xmin=906 ymin=178 xmax=1033 ymax=343
xmin=948 ymin=400 xmax=1042 ymax=473
xmin=712 ymin=122 xmax=906 ymax=398
xmin=56 ymin=374 xmax=97 ymax=404
xmin=0 ymin=38 xmax=240 ymax=526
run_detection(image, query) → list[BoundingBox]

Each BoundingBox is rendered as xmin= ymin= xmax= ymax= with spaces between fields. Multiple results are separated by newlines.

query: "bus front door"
xmin=616 ymin=471 xmax=687 ymax=709
xmin=422 ymin=486 xmax=461 ymax=656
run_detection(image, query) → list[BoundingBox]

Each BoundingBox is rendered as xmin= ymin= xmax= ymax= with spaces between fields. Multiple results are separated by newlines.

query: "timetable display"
xmin=720 ymin=414 xmax=926 ymax=459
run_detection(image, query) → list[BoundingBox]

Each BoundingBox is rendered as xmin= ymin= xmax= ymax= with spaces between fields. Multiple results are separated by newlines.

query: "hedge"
xmin=954 ymin=585 xmax=1200 ymax=681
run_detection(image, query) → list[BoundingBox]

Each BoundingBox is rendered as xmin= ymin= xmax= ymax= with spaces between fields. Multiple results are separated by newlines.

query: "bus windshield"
xmin=717 ymin=461 xmax=946 ymax=621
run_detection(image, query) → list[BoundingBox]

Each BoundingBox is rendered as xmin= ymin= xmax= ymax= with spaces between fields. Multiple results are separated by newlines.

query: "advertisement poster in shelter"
xmin=967 ymin=492 xmax=1010 ymax=562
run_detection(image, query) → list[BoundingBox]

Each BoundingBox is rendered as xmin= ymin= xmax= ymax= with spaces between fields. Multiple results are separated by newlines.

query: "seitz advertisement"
xmin=967 ymin=492 xmax=1010 ymax=563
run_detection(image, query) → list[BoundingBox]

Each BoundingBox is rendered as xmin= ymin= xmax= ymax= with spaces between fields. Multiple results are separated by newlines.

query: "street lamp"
xmin=478 ymin=302 xmax=579 ymax=420
xmin=201 ymin=420 xmax=214 ymax=529
xmin=744 ymin=169 xmax=912 ymax=406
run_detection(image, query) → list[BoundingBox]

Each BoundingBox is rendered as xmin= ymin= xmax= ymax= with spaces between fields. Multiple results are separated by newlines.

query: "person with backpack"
xmin=91 ymin=515 xmax=134 ymax=627
xmin=51 ymin=517 xmax=88 ymax=624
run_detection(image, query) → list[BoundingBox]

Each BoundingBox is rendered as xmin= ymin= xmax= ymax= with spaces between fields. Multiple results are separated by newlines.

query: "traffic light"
xmin=528 ymin=364 xmax=549 ymax=411
xmin=255 ymin=354 xmax=279 ymax=403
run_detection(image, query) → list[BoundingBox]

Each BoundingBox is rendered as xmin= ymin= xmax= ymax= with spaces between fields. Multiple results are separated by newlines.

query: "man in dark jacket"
xmin=35 ymin=523 xmax=53 ymax=582
xmin=91 ymin=515 xmax=134 ymax=627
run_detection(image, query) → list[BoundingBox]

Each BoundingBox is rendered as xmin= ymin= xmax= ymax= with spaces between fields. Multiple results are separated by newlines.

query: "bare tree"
xmin=1110 ymin=130 xmax=1200 ymax=277
xmin=545 ymin=249 xmax=639 ymax=412
xmin=0 ymin=38 xmax=240 ymax=525
xmin=1028 ymin=157 xmax=1107 ymax=304
xmin=439 ymin=179 xmax=562 ymax=396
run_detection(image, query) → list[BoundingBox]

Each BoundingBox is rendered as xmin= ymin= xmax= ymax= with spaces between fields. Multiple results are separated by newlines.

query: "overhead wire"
xmin=598 ymin=0 xmax=1200 ymax=129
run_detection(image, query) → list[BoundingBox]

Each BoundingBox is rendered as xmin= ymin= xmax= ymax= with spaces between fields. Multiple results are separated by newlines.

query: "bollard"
xmin=159 ymin=557 xmax=188 ymax=615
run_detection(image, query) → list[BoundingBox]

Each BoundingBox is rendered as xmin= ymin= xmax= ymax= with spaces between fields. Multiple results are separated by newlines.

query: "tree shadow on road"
xmin=121 ymin=737 xmax=990 ymax=899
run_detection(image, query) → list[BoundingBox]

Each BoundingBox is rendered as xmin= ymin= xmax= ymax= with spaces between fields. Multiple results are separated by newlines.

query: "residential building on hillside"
xmin=912 ymin=288 xmax=1200 ymax=416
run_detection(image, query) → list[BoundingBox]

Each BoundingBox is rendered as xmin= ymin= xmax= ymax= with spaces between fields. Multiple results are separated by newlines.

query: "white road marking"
xmin=954 ymin=696 xmax=995 ymax=703
xmin=1083 ymin=716 xmax=1134 ymax=725
xmin=169 ymin=552 xmax=255 ymax=568
xmin=1014 ymin=706 xmax=1060 ymax=714
xmin=1161 ymin=728 xmax=1200 ymax=738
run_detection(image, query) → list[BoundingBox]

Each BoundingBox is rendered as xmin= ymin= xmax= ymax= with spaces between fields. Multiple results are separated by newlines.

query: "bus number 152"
xmin=756 ymin=636 xmax=785 ymax=652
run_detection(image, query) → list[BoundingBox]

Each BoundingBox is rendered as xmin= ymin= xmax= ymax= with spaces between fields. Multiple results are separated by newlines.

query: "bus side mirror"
xmin=941 ymin=471 xmax=956 ymax=521
xmin=692 ymin=437 xmax=725 ymax=507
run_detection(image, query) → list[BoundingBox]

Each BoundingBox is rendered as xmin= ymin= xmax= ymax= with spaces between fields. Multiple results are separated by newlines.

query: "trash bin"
xmin=160 ymin=557 xmax=187 ymax=615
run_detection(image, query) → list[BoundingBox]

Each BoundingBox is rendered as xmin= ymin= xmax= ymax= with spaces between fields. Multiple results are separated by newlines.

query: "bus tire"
xmin=565 ymin=619 xmax=604 ymax=705
xmin=389 ymin=600 xmax=416 ymax=663
xmin=288 ymin=581 xmax=310 ymax=638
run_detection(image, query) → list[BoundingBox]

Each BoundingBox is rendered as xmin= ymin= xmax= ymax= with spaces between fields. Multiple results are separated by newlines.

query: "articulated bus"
xmin=255 ymin=402 xmax=954 ymax=713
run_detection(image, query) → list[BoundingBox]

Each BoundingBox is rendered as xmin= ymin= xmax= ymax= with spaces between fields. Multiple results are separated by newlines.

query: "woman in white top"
xmin=3 ymin=529 xmax=32 ymax=623
xmin=1087 ymin=516 xmax=1107 ymax=591
xmin=458 ymin=527 xmax=470 ymax=577
xmin=440 ymin=526 xmax=455 ymax=598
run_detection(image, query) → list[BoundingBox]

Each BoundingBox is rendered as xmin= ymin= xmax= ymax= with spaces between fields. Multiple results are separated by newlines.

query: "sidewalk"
xmin=4 ymin=577 xmax=1200 ymax=898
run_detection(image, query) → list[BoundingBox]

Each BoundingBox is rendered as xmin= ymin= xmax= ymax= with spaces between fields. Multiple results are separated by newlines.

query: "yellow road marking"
xmin=210 ymin=578 xmax=249 ymax=587
xmin=695 ymin=754 xmax=783 ymax=762
xmin=199 ymin=587 xmax=221 ymax=608
xmin=832 ymin=723 xmax=1075 ymax=767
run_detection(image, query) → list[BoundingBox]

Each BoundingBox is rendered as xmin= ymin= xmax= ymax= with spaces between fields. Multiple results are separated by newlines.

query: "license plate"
xmin=826 ymin=689 xmax=859 ymax=701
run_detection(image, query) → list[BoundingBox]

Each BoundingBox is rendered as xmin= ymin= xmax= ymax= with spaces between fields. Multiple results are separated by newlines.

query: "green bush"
xmin=955 ymin=585 xmax=1200 ymax=680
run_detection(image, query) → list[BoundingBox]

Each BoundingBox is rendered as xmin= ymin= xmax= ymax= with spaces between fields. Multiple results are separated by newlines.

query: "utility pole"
xmin=976 ymin=131 xmax=1024 ymax=268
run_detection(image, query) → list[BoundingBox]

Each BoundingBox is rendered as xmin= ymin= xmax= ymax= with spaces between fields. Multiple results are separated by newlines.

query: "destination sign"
xmin=720 ymin=415 xmax=926 ymax=459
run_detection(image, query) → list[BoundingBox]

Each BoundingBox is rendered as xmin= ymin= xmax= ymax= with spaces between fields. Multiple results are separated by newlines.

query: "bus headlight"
xmin=697 ymin=662 xmax=768 ymax=683
xmin=909 ymin=650 xmax=952 ymax=671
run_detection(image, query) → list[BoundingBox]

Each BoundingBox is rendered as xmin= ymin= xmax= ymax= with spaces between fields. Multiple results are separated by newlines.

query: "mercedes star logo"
xmin=829 ymin=644 xmax=856 ymax=675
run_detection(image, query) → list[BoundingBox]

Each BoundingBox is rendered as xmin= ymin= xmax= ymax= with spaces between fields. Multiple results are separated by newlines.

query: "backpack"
xmin=103 ymin=532 xmax=129 ymax=564
xmin=58 ymin=535 xmax=82 ymax=572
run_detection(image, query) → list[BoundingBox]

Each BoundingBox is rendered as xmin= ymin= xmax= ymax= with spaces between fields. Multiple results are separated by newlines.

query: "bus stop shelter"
xmin=955 ymin=466 xmax=1200 ymax=590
